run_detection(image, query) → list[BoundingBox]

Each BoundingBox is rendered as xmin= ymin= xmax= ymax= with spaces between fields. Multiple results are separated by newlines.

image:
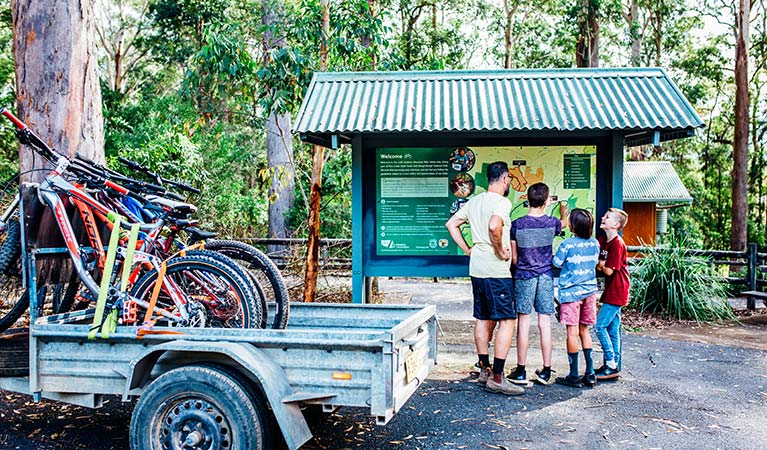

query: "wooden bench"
xmin=741 ymin=290 xmax=767 ymax=309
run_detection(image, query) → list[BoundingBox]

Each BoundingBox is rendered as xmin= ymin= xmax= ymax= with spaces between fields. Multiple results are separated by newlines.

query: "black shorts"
xmin=471 ymin=277 xmax=517 ymax=321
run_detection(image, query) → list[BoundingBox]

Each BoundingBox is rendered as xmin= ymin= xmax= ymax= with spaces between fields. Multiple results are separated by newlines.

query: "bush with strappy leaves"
xmin=629 ymin=236 xmax=735 ymax=322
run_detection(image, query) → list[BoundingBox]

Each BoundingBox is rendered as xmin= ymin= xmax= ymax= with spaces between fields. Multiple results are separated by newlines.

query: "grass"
xmin=629 ymin=236 xmax=736 ymax=323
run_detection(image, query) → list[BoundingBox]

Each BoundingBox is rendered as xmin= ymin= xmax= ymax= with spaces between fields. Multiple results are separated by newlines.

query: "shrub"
xmin=629 ymin=236 xmax=735 ymax=322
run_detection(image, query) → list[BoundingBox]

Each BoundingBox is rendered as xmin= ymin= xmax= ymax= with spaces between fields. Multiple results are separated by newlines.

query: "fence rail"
xmin=628 ymin=242 xmax=766 ymax=309
xmin=244 ymin=238 xmax=766 ymax=308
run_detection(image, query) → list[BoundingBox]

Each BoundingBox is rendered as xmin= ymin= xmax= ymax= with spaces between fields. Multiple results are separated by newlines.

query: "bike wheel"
xmin=0 ymin=227 xmax=26 ymax=332
xmin=183 ymin=249 xmax=268 ymax=329
xmin=130 ymin=254 xmax=262 ymax=328
xmin=205 ymin=240 xmax=290 ymax=330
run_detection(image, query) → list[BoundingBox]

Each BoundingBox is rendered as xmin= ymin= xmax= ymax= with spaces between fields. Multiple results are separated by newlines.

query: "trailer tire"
xmin=0 ymin=329 xmax=28 ymax=376
xmin=130 ymin=365 xmax=265 ymax=450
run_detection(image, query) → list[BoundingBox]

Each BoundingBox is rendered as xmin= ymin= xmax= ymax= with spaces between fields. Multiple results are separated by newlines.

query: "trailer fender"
xmin=124 ymin=340 xmax=312 ymax=450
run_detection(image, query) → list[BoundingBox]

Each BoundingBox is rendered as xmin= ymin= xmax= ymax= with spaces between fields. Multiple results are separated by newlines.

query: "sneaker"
xmin=581 ymin=372 xmax=597 ymax=387
xmin=555 ymin=375 xmax=583 ymax=388
xmin=485 ymin=376 xmax=525 ymax=396
xmin=506 ymin=366 xmax=531 ymax=386
xmin=594 ymin=365 xmax=620 ymax=381
xmin=534 ymin=368 xmax=555 ymax=385
xmin=478 ymin=367 xmax=492 ymax=385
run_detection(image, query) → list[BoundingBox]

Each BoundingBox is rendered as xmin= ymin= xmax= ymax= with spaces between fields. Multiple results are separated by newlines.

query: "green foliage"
xmin=629 ymin=236 xmax=735 ymax=322
xmin=104 ymin=92 xmax=269 ymax=238
xmin=288 ymin=144 xmax=352 ymax=238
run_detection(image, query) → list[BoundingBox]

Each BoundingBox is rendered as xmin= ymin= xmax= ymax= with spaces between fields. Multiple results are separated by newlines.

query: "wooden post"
xmin=747 ymin=243 xmax=757 ymax=310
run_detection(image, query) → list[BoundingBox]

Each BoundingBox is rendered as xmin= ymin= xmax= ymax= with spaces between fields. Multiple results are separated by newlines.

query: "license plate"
xmin=405 ymin=350 xmax=420 ymax=384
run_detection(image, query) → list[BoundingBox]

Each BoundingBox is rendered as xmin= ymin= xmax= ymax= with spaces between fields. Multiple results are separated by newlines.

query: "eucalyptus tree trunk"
xmin=731 ymin=0 xmax=749 ymax=251
xmin=302 ymin=0 xmax=330 ymax=303
xmin=12 ymin=0 xmax=104 ymax=182
xmin=624 ymin=0 xmax=641 ymax=67
xmin=575 ymin=0 xmax=599 ymax=68
xmin=262 ymin=0 xmax=294 ymax=257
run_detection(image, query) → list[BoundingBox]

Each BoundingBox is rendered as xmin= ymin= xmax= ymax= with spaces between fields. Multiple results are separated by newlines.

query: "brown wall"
xmin=623 ymin=202 xmax=656 ymax=247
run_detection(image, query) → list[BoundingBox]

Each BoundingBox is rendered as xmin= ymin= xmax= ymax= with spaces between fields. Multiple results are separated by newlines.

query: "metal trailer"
xmin=0 ymin=187 xmax=439 ymax=449
xmin=0 ymin=303 xmax=438 ymax=449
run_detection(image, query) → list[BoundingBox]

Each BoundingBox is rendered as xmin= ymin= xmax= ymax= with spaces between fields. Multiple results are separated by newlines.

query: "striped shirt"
xmin=510 ymin=214 xmax=562 ymax=279
xmin=552 ymin=237 xmax=600 ymax=303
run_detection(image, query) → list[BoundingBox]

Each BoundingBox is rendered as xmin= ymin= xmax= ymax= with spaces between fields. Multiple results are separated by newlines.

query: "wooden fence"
xmin=627 ymin=242 xmax=766 ymax=309
xmin=243 ymin=238 xmax=766 ymax=309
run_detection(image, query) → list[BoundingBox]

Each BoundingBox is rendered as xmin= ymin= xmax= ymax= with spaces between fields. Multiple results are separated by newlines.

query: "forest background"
xmin=0 ymin=0 xmax=764 ymax=252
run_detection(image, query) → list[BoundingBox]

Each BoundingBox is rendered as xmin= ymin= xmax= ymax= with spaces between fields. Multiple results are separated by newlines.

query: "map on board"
xmin=374 ymin=146 xmax=597 ymax=256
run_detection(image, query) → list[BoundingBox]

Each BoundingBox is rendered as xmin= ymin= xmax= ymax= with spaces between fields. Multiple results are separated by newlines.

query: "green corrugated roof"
xmin=623 ymin=161 xmax=692 ymax=203
xmin=295 ymin=68 xmax=703 ymax=145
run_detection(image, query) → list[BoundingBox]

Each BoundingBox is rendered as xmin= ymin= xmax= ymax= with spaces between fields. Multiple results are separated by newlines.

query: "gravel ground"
xmin=1 ymin=333 xmax=766 ymax=450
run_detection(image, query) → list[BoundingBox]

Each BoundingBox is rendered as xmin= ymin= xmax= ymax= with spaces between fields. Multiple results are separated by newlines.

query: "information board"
xmin=375 ymin=146 xmax=597 ymax=256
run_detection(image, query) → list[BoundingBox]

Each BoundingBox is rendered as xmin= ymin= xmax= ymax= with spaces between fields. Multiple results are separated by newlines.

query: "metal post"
xmin=747 ymin=243 xmax=758 ymax=310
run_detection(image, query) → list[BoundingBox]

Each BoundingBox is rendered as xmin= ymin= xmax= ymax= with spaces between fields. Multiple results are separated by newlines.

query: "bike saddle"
xmin=145 ymin=194 xmax=197 ymax=215
xmin=187 ymin=226 xmax=218 ymax=242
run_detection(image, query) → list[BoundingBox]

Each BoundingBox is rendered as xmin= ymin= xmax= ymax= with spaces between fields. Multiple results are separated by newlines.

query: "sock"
xmin=542 ymin=365 xmax=551 ymax=375
xmin=478 ymin=354 xmax=490 ymax=368
xmin=606 ymin=359 xmax=617 ymax=370
xmin=515 ymin=364 xmax=525 ymax=373
xmin=583 ymin=348 xmax=594 ymax=374
xmin=493 ymin=357 xmax=506 ymax=376
xmin=567 ymin=352 xmax=579 ymax=378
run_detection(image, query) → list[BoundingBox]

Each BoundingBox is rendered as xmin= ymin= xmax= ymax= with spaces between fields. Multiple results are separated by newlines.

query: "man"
xmin=445 ymin=161 xmax=524 ymax=395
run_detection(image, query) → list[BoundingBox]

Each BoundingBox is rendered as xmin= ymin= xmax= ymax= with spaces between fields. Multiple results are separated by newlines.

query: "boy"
xmin=508 ymin=182 xmax=567 ymax=386
xmin=551 ymin=209 xmax=600 ymax=388
xmin=594 ymin=208 xmax=630 ymax=381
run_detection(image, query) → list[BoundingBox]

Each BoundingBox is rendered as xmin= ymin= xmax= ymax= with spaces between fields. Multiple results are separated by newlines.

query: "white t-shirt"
xmin=453 ymin=192 xmax=512 ymax=278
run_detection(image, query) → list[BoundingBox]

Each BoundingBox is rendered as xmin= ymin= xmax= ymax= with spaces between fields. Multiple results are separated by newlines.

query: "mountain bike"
xmin=0 ymin=108 xmax=262 ymax=332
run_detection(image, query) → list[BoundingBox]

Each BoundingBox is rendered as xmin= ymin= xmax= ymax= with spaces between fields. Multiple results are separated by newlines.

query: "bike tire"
xmin=130 ymin=254 xmax=263 ymax=329
xmin=205 ymin=240 xmax=290 ymax=329
xmin=0 ymin=218 xmax=21 ymax=275
xmin=182 ymin=249 xmax=268 ymax=328
xmin=0 ymin=288 xmax=28 ymax=332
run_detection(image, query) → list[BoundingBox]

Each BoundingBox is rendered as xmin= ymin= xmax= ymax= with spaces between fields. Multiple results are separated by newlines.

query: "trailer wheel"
xmin=130 ymin=365 xmax=265 ymax=450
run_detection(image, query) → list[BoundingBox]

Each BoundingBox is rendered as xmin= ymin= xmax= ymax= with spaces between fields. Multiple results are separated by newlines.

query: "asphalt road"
xmin=1 ymin=333 xmax=766 ymax=450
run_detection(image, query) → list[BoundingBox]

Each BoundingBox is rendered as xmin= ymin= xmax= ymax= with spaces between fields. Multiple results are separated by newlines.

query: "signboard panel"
xmin=375 ymin=146 xmax=597 ymax=256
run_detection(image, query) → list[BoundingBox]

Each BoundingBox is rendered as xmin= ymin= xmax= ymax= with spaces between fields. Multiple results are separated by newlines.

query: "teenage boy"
xmin=594 ymin=208 xmax=630 ymax=381
xmin=446 ymin=162 xmax=524 ymax=395
xmin=507 ymin=183 xmax=567 ymax=386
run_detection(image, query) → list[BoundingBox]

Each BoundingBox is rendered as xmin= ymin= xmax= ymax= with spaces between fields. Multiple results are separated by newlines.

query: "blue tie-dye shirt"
xmin=552 ymin=236 xmax=600 ymax=303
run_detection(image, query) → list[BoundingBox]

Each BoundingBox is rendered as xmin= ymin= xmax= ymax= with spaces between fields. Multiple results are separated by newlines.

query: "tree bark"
xmin=263 ymin=0 xmax=295 ymax=258
xmin=575 ymin=0 xmax=599 ymax=68
xmin=624 ymin=0 xmax=641 ymax=66
xmin=302 ymin=0 xmax=330 ymax=303
xmin=12 ymin=0 xmax=104 ymax=182
xmin=731 ymin=0 xmax=749 ymax=251
xmin=503 ymin=0 xmax=518 ymax=69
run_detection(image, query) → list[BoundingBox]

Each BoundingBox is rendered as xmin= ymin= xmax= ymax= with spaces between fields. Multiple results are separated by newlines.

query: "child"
xmin=508 ymin=182 xmax=567 ymax=386
xmin=551 ymin=209 xmax=601 ymax=388
xmin=594 ymin=208 xmax=630 ymax=380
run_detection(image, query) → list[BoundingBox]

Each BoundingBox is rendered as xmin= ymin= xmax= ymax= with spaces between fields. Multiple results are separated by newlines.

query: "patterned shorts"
xmin=514 ymin=274 xmax=555 ymax=315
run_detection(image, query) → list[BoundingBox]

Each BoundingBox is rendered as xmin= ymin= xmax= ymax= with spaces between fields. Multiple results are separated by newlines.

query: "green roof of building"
xmin=295 ymin=68 xmax=703 ymax=146
xmin=623 ymin=161 xmax=692 ymax=203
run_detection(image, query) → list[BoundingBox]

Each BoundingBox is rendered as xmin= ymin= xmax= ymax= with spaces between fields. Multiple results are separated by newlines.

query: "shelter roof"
xmin=295 ymin=68 xmax=703 ymax=146
xmin=623 ymin=161 xmax=692 ymax=203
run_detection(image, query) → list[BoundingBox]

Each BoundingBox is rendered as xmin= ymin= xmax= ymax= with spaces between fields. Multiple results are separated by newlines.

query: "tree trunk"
xmin=575 ymin=0 xmax=599 ymax=68
xmin=12 ymin=0 xmax=104 ymax=182
xmin=625 ymin=0 xmax=641 ymax=66
xmin=263 ymin=0 xmax=295 ymax=258
xmin=302 ymin=0 xmax=330 ymax=303
xmin=360 ymin=0 xmax=377 ymax=70
xmin=503 ymin=0 xmax=513 ymax=68
xmin=731 ymin=0 xmax=749 ymax=251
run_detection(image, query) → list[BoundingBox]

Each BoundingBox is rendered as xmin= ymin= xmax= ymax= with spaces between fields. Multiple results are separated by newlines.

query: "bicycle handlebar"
xmin=117 ymin=156 xmax=201 ymax=194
